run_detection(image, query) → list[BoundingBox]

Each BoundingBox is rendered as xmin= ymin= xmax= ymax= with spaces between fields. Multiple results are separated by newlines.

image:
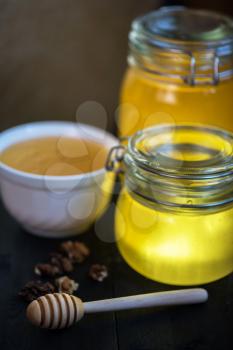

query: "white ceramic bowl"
xmin=0 ymin=121 xmax=118 ymax=238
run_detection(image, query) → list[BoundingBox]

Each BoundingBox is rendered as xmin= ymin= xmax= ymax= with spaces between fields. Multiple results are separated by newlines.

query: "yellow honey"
xmin=114 ymin=125 xmax=233 ymax=285
xmin=119 ymin=69 xmax=233 ymax=137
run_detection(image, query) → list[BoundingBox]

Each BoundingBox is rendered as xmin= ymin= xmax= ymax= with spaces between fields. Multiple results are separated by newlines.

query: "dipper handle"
xmin=84 ymin=288 xmax=208 ymax=313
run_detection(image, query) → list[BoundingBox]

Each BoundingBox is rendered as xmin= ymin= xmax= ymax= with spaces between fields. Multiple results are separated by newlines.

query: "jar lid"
xmin=134 ymin=6 xmax=233 ymax=51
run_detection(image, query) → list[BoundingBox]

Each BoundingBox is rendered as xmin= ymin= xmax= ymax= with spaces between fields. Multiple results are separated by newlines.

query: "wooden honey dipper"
xmin=27 ymin=288 xmax=208 ymax=329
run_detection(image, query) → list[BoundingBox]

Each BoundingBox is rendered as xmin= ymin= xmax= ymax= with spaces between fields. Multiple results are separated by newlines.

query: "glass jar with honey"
xmin=111 ymin=124 xmax=233 ymax=285
xmin=119 ymin=7 xmax=233 ymax=137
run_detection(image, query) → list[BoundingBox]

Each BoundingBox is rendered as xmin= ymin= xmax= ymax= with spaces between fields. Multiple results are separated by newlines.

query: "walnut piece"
xmin=59 ymin=241 xmax=90 ymax=263
xmin=50 ymin=252 xmax=74 ymax=273
xmin=34 ymin=252 xmax=74 ymax=277
xmin=34 ymin=263 xmax=61 ymax=277
xmin=89 ymin=264 xmax=108 ymax=282
xmin=19 ymin=280 xmax=55 ymax=302
xmin=55 ymin=276 xmax=79 ymax=294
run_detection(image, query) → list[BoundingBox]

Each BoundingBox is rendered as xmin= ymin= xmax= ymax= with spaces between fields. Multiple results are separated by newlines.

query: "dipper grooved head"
xmin=26 ymin=293 xmax=84 ymax=329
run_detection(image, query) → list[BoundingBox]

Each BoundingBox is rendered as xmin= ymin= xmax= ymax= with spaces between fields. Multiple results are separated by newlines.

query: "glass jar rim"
xmin=127 ymin=124 xmax=233 ymax=179
xmin=123 ymin=124 xmax=233 ymax=210
xmin=130 ymin=6 xmax=233 ymax=52
xmin=129 ymin=7 xmax=233 ymax=86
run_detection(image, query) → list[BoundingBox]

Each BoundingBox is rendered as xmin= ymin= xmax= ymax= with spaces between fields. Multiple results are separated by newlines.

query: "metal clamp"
xmin=188 ymin=52 xmax=220 ymax=86
xmin=213 ymin=54 xmax=220 ymax=85
xmin=105 ymin=145 xmax=125 ymax=173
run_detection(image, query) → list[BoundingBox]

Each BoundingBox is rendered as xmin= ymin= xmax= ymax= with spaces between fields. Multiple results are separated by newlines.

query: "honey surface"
xmin=0 ymin=137 xmax=108 ymax=176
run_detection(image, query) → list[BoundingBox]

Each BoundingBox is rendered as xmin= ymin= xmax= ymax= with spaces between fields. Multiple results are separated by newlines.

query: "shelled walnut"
xmin=89 ymin=264 xmax=108 ymax=282
xmin=50 ymin=252 xmax=74 ymax=273
xmin=59 ymin=241 xmax=90 ymax=263
xmin=19 ymin=281 xmax=55 ymax=302
xmin=55 ymin=276 xmax=79 ymax=294
xmin=34 ymin=263 xmax=61 ymax=277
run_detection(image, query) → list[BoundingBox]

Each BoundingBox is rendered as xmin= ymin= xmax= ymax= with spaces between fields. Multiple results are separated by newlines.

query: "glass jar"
xmin=119 ymin=7 xmax=233 ymax=137
xmin=112 ymin=124 xmax=233 ymax=285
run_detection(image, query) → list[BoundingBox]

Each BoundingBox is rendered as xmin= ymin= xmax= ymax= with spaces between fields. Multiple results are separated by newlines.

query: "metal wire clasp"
xmin=188 ymin=52 xmax=220 ymax=86
xmin=105 ymin=145 xmax=126 ymax=173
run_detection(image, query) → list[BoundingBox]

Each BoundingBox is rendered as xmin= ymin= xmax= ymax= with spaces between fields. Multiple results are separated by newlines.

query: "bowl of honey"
xmin=0 ymin=121 xmax=118 ymax=237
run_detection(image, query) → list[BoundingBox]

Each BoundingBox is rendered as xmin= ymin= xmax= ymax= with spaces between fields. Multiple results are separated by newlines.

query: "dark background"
xmin=0 ymin=0 xmax=232 ymax=133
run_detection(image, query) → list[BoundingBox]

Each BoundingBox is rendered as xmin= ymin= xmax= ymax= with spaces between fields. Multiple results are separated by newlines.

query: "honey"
xmin=116 ymin=188 xmax=233 ymax=285
xmin=120 ymin=69 xmax=233 ymax=137
xmin=114 ymin=125 xmax=233 ymax=285
xmin=0 ymin=137 xmax=108 ymax=176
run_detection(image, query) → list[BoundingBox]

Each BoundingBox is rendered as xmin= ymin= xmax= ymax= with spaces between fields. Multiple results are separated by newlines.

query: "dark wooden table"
xmin=0 ymin=198 xmax=232 ymax=350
